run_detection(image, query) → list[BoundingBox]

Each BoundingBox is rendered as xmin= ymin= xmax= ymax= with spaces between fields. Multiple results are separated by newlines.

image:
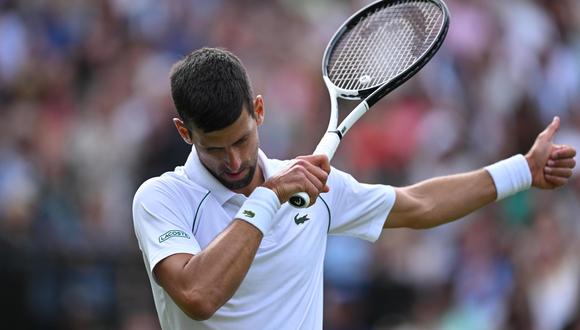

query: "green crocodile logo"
xmin=294 ymin=213 xmax=310 ymax=225
xmin=243 ymin=210 xmax=255 ymax=218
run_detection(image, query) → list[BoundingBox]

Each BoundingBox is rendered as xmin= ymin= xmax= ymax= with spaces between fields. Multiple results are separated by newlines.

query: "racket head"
xmin=322 ymin=0 xmax=450 ymax=102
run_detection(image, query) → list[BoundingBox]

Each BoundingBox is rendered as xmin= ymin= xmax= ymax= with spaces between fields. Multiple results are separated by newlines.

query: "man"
xmin=132 ymin=48 xmax=576 ymax=329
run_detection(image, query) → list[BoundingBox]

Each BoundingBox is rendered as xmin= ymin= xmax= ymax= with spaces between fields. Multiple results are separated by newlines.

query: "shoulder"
xmin=325 ymin=165 xmax=394 ymax=200
xmin=133 ymin=168 xmax=209 ymax=212
xmin=327 ymin=166 xmax=356 ymax=187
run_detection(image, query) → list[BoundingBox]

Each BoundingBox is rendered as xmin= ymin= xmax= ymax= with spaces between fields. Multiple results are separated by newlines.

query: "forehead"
xmin=192 ymin=110 xmax=254 ymax=147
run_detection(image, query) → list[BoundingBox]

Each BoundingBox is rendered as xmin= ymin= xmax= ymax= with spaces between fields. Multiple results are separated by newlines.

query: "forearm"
xmin=387 ymin=169 xmax=497 ymax=228
xmin=181 ymin=220 xmax=262 ymax=313
xmin=158 ymin=187 xmax=281 ymax=320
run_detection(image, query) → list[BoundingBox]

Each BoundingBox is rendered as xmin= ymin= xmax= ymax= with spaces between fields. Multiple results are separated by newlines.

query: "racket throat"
xmin=327 ymin=129 xmax=344 ymax=140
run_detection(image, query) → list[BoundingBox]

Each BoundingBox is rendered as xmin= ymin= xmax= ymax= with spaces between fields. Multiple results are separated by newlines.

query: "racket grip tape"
xmin=313 ymin=131 xmax=341 ymax=159
xmin=289 ymin=132 xmax=341 ymax=208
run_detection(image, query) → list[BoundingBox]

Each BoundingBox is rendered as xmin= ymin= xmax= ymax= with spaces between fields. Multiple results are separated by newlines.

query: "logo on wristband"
xmin=243 ymin=210 xmax=256 ymax=218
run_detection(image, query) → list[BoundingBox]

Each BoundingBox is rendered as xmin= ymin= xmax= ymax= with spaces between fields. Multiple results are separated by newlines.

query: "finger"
xmin=320 ymin=157 xmax=331 ymax=174
xmin=303 ymin=181 xmax=320 ymax=206
xmin=297 ymin=154 xmax=331 ymax=173
xmin=304 ymin=169 xmax=326 ymax=192
xmin=541 ymin=116 xmax=560 ymax=141
xmin=292 ymin=162 xmax=327 ymax=192
xmin=546 ymin=158 xmax=576 ymax=169
xmin=544 ymin=166 xmax=573 ymax=178
xmin=299 ymin=176 xmax=324 ymax=206
xmin=295 ymin=159 xmax=329 ymax=184
xmin=550 ymin=146 xmax=577 ymax=160
xmin=545 ymin=174 xmax=567 ymax=187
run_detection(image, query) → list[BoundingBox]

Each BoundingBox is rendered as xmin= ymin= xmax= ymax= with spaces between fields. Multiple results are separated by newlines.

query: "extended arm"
xmin=385 ymin=169 xmax=495 ymax=228
xmin=385 ymin=117 xmax=576 ymax=229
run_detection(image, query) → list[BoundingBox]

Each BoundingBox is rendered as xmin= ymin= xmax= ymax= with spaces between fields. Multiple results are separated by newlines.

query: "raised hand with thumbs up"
xmin=525 ymin=117 xmax=577 ymax=189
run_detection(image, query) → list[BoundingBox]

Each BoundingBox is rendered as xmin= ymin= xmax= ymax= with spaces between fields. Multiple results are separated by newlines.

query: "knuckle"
xmin=294 ymin=159 xmax=305 ymax=166
xmin=291 ymin=163 xmax=306 ymax=174
xmin=298 ymin=158 xmax=311 ymax=166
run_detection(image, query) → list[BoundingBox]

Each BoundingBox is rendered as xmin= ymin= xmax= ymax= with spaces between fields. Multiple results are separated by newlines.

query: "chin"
xmin=220 ymin=174 xmax=253 ymax=190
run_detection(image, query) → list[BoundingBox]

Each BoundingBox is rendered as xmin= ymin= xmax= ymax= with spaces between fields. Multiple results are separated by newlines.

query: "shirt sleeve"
xmin=326 ymin=167 xmax=396 ymax=242
xmin=132 ymin=178 xmax=202 ymax=280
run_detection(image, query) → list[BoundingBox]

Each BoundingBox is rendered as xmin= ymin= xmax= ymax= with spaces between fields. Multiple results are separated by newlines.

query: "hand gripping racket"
xmin=289 ymin=0 xmax=450 ymax=208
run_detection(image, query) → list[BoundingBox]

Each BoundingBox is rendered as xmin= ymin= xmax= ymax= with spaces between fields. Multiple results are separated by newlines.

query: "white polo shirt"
xmin=132 ymin=148 xmax=396 ymax=330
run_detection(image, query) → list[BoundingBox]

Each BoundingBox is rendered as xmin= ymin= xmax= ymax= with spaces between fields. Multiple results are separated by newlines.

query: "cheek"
xmin=198 ymin=152 xmax=222 ymax=171
xmin=244 ymin=139 xmax=260 ymax=162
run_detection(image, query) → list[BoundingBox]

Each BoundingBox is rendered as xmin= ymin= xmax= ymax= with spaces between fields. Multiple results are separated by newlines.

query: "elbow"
xmin=182 ymin=290 xmax=220 ymax=321
xmin=406 ymin=207 xmax=453 ymax=230
xmin=403 ymin=215 xmax=431 ymax=229
xmin=408 ymin=219 xmax=438 ymax=230
xmin=405 ymin=202 xmax=439 ymax=229
xmin=391 ymin=187 xmax=437 ymax=229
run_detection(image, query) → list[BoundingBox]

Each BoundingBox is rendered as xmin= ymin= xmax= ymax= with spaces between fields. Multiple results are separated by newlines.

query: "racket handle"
xmin=313 ymin=131 xmax=341 ymax=160
xmin=289 ymin=192 xmax=310 ymax=208
xmin=289 ymin=132 xmax=341 ymax=208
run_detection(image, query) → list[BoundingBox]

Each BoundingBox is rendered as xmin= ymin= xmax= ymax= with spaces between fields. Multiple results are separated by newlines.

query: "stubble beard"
xmin=217 ymin=164 xmax=257 ymax=190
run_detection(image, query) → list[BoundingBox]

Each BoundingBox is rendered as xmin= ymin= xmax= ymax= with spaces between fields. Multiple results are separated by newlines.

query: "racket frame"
xmin=290 ymin=0 xmax=450 ymax=208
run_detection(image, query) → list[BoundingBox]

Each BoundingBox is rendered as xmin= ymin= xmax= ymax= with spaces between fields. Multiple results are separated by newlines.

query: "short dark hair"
xmin=170 ymin=48 xmax=254 ymax=133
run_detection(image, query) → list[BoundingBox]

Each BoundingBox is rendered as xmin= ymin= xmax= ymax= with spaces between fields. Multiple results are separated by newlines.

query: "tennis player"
xmin=132 ymin=48 xmax=576 ymax=329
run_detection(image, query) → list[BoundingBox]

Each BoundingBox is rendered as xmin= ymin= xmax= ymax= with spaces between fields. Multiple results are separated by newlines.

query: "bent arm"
xmin=155 ymin=220 xmax=262 ymax=321
xmin=385 ymin=169 xmax=497 ymax=229
xmin=153 ymin=154 xmax=331 ymax=321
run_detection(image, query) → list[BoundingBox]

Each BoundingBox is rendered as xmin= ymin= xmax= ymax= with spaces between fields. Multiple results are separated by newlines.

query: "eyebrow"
xmin=204 ymin=133 xmax=249 ymax=150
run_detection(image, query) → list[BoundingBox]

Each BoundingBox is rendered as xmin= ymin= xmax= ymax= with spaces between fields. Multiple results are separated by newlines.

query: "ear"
xmin=173 ymin=118 xmax=193 ymax=145
xmin=253 ymin=95 xmax=265 ymax=126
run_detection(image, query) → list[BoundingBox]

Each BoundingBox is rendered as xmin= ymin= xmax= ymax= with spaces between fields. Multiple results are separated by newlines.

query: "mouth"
xmin=223 ymin=168 xmax=248 ymax=181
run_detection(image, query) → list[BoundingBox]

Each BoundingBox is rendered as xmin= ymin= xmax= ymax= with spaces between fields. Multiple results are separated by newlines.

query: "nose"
xmin=225 ymin=148 xmax=242 ymax=173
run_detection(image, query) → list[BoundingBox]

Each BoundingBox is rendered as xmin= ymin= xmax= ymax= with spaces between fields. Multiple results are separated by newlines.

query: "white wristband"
xmin=485 ymin=154 xmax=532 ymax=201
xmin=235 ymin=187 xmax=281 ymax=235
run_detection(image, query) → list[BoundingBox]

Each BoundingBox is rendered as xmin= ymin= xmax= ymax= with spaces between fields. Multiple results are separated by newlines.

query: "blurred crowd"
xmin=1 ymin=0 xmax=579 ymax=329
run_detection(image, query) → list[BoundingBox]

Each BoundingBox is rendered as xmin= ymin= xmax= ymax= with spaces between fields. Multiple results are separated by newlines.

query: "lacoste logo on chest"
xmin=294 ymin=213 xmax=310 ymax=225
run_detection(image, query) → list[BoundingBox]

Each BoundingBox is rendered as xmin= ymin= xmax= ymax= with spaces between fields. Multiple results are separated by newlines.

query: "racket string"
xmin=364 ymin=7 xmax=413 ymax=90
xmin=344 ymin=6 xmax=393 ymax=91
xmin=330 ymin=7 xmax=375 ymax=84
xmin=328 ymin=0 xmax=444 ymax=92
xmin=345 ymin=0 xmax=436 ymax=88
xmin=367 ymin=2 xmax=434 ymax=87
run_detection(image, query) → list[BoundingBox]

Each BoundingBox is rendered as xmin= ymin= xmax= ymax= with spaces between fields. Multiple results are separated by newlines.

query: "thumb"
xmin=542 ymin=116 xmax=560 ymax=141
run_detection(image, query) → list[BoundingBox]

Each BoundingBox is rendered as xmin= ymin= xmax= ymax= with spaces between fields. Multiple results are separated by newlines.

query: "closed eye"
xmin=234 ymin=136 xmax=248 ymax=146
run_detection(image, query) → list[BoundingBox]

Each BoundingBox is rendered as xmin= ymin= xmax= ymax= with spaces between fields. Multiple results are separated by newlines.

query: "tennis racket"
xmin=289 ymin=0 xmax=450 ymax=208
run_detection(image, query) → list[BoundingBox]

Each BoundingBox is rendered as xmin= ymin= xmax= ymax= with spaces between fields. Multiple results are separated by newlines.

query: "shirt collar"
xmin=183 ymin=146 xmax=274 ymax=205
